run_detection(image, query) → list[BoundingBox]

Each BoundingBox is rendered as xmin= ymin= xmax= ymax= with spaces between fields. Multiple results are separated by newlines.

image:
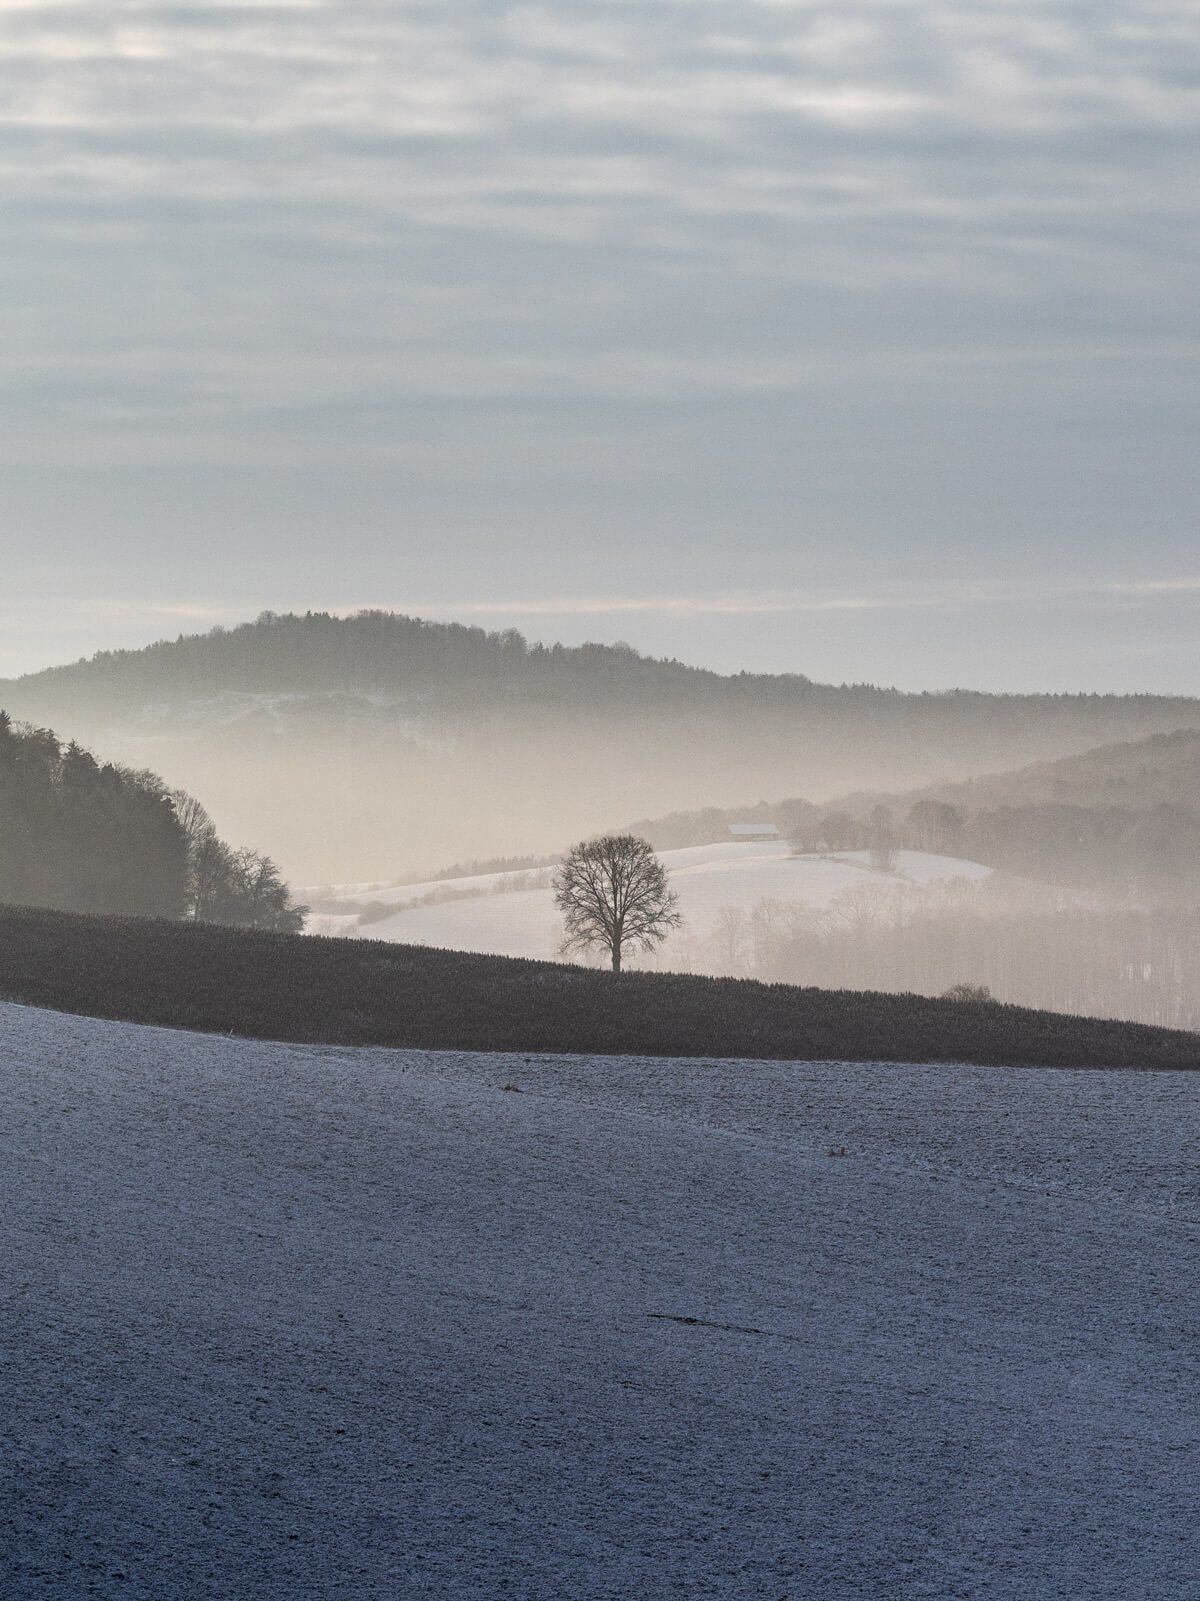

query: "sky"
xmin=2 ymin=0 xmax=1198 ymax=691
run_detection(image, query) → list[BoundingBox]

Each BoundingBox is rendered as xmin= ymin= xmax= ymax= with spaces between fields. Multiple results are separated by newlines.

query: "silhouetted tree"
xmin=170 ymin=787 xmax=306 ymax=932
xmin=554 ymin=834 xmax=681 ymax=972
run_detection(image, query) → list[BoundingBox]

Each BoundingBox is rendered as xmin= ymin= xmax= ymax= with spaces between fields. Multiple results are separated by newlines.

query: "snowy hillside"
xmin=308 ymin=842 xmax=993 ymax=962
xmin=3 ymin=1000 xmax=1199 ymax=1598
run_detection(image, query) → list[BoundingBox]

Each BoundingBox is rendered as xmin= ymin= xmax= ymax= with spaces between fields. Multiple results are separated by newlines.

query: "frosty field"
xmin=308 ymin=843 xmax=993 ymax=961
xmin=2 ymin=1001 xmax=1198 ymax=1599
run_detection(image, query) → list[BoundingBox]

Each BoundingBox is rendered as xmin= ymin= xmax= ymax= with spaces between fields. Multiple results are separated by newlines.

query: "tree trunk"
xmin=611 ymin=942 xmax=621 ymax=972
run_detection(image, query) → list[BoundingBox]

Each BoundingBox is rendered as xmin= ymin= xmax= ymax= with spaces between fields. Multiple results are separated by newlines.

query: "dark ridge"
xmin=4 ymin=607 xmax=1198 ymax=717
xmin=1 ymin=903 xmax=1197 ymax=1069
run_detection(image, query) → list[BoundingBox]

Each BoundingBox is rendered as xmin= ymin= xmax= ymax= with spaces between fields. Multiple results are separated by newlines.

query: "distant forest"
xmin=628 ymin=729 xmax=1200 ymax=903
xmin=0 ymin=711 xmax=304 ymax=930
xmin=620 ymin=731 xmax=1200 ymax=1030
xmin=4 ymin=610 xmax=1200 ymax=881
xmin=7 ymin=611 xmax=1200 ymax=740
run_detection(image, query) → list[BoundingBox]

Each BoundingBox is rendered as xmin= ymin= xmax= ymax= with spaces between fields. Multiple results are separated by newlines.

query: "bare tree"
xmin=170 ymin=786 xmax=306 ymax=932
xmin=554 ymin=834 xmax=682 ymax=972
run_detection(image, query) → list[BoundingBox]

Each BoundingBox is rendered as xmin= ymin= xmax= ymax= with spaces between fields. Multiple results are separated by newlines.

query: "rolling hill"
xmin=4 ymin=610 xmax=1200 ymax=882
xmin=3 ymin=900 xmax=1197 ymax=1068
xmin=857 ymin=726 xmax=1200 ymax=816
xmin=4 ymin=999 xmax=1200 ymax=1597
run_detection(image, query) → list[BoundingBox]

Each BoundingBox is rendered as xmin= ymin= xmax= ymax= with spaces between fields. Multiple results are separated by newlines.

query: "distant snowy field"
xmin=307 ymin=843 xmax=992 ymax=960
xmin=3 ymin=1001 xmax=1198 ymax=1598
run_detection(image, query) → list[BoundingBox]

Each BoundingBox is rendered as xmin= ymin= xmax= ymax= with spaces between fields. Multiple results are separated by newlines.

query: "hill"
xmin=4 ymin=610 xmax=1200 ymax=881
xmin=303 ymin=843 xmax=1200 ymax=1035
xmin=615 ymin=729 xmax=1200 ymax=902
xmin=831 ymin=729 xmax=1200 ymax=900
xmin=4 ymin=1000 xmax=1200 ymax=1597
xmin=863 ymin=726 xmax=1200 ymax=816
xmin=1 ymin=901 xmax=1198 ymax=1068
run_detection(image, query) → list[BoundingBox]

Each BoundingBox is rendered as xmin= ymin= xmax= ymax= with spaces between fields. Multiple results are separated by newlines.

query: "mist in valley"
xmin=5 ymin=611 xmax=1200 ymax=890
xmin=6 ymin=609 xmax=1200 ymax=1035
xmin=8 ymin=3 xmax=1200 ymax=1590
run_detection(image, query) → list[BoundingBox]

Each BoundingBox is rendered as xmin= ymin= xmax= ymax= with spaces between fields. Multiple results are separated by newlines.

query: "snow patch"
xmin=309 ymin=841 xmax=993 ymax=962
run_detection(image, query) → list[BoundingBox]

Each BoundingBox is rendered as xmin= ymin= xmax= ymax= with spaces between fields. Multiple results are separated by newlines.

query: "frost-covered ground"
xmin=2 ymin=1003 xmax=1198 ymax=1598
xmin=308 ymin=844 xmax=992 ymax=959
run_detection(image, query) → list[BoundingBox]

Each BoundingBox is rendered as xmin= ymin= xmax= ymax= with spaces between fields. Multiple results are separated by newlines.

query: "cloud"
xmin=1 ymin=1 xmax=1198 ymax=697
xmin=348 ymin=576 xmax=1200 ymax=621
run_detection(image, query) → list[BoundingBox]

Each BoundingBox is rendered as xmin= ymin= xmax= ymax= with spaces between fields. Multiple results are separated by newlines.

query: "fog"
xmin=7 ymin=612 xmax=1199 ymax=1038
xmin=5 ymin=650 xmax=1200 ymax=885
xmin=644 ymin=875 xmax=1200 ymax=1034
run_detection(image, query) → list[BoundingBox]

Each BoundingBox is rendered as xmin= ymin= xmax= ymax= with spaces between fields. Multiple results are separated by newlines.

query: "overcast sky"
xmin=2 ymin=0 xmax=1198 ymax=690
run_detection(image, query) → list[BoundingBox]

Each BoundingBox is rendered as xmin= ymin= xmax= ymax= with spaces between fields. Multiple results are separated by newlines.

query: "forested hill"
xmin=0 ymin=611 xmax=705 ymax=715
xmin=5 ymin=609 xmax=1200 ymax=733
xmin=5 ymin=610 xmax=1200 ymax=883
xmin=622 ymin=728 xmax=1200 ymax=904
xmin=852 ymin=728 xmax=1200 ymax=818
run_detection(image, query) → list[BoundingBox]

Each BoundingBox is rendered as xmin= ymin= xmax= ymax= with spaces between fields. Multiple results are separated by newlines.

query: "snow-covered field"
xmin=308 ymin=843 xmax=993 ymax=961
xmin=3 ymin=1000 xmax=1198 ymax=1598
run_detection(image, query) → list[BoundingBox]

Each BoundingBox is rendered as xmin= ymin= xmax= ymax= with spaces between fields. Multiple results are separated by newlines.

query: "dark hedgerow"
xmin=0 ymin=901 xmax=1198 ymax=1069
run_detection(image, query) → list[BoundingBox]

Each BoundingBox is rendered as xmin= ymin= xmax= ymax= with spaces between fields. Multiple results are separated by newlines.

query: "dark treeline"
xmin=1 ymin=611 xmax=700 ymax=713
xmin=1 ymin=901 xmax=1198 ymax=1068
xmin=0 ymin=712 xmax=304 ymax=930
xmin=171 ymin=790 xmax=306 ymax=933
xmin=7 ymin=610 xmax=1200 ymax=738
xmin=903 ymin=800 xmax=1200 ymax=899
xmin=0 ymin=710 xmax=186 ymax=917
xmin=874 ymin=727 xmax=1200 ymax=816
xmin=9 ymin=605 xmax=1200 ymax=749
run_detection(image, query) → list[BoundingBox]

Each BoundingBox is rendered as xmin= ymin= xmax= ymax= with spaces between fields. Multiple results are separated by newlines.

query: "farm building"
xmin=728 ymin=822 xmax=779 ymax=841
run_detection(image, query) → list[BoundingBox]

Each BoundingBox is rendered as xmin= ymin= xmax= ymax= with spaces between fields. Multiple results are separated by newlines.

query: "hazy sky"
xmin=2 ymin=1 xmax=1198 ymax=690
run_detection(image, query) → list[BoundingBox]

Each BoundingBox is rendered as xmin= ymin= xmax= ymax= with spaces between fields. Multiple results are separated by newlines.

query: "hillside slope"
xmin=865 ymin=726 xmax=1200 ymax=816
xmin=2 ymin=901 xmax=1197 ymax=1067
xmin=4 ymin=610 xmax=1200 ymax=880
xmin=4 ymin=1000 xmax=1200 ymax=1598
xmin=315 ymin=842 xmax=992 ymax=962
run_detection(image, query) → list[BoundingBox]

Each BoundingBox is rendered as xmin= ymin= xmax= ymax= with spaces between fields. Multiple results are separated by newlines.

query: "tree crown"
xmin=553 ymin=834 xmax=681 ymax=971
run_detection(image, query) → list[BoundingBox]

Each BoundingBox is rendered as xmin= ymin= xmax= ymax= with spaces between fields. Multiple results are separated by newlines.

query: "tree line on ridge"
xmin=0 ymin=710 xmax=304 ymax=930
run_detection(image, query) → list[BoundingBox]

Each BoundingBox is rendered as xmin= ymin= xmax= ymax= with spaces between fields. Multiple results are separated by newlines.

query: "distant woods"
xmin=627 ymin=788 xmax=1200 ymax=905
xmin=4 ymin=609 xmax=1200 ymax=882
xmin=660 ymin=880 xmax=1200 ymax=1034
xmin=0 ymin=711 xmax=304 ymax=931
xmin=622 ymin=775 xmax=1200 ymax=1030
